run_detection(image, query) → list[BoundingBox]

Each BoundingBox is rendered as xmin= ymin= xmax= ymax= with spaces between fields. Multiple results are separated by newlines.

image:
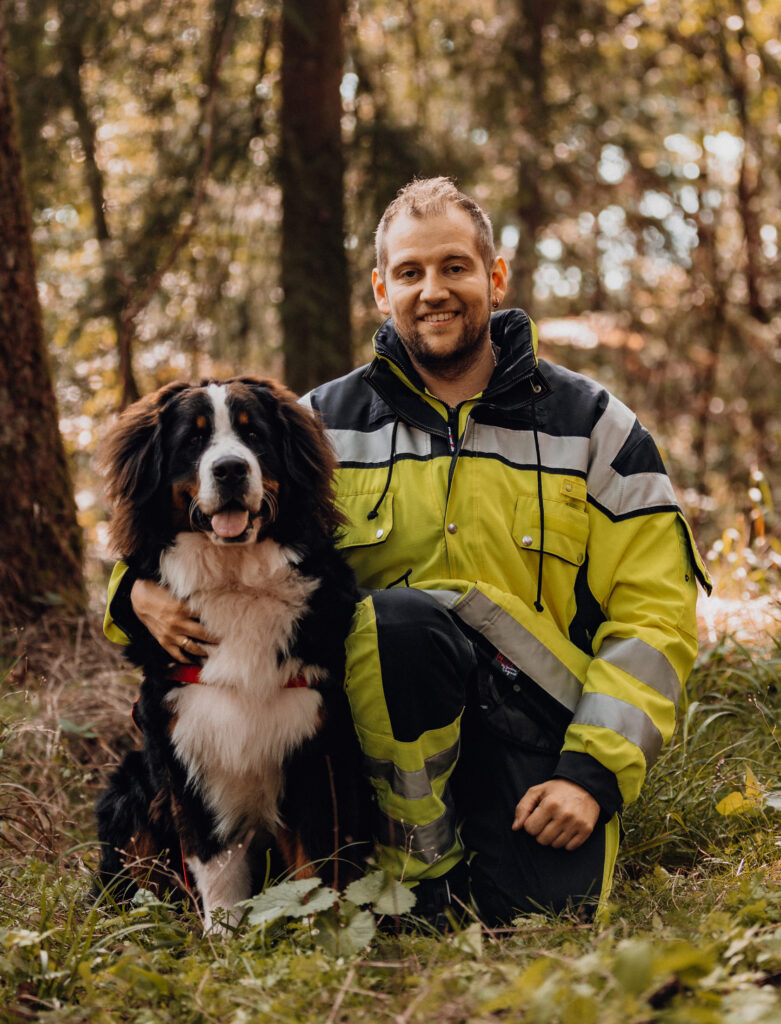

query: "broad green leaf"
xmin=244 ymin=878 xmax=336 ymax=926
xmin=343 ymin=871 xmax=385 ymax=906
xmin=613 ymin=938 xmax=653 ymax=995
xmin=343 ymin=870 xmax=416 ymax=916
xmin=717 ymin=791 xmax=751 ymax=816
xmin=313 ymin=908 xmax=376 ymax=957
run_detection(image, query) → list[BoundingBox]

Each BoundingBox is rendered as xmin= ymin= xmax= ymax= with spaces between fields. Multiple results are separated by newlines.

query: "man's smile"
xmin=419 ymin=311 xmax=459 ymax=323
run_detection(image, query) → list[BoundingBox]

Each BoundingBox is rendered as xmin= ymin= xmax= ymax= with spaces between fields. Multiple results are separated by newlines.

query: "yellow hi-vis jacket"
xmin=301 ymin=308 xmax=711 ymax=809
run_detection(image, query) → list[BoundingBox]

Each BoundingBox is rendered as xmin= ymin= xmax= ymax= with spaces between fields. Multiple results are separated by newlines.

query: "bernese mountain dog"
xmin=95 ymin=376 xmax=370 ymax=931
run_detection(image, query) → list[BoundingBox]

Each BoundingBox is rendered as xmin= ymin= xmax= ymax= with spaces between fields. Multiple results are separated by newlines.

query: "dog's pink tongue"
xmin=210 ymin=509 xmax=249 ymax=538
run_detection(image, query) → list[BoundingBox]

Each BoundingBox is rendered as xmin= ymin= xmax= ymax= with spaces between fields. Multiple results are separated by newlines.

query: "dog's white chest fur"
xmin=159 ymin=534 xmax=323 ymax=838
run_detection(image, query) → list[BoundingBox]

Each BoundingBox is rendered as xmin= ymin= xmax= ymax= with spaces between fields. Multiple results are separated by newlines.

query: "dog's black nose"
xmin=212 ymin=456 xmax=249 ymax=485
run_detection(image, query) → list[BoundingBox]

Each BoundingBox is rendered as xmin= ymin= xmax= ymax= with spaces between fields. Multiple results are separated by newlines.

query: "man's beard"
xmin=396 ymin=309 xmax=492 ymax=382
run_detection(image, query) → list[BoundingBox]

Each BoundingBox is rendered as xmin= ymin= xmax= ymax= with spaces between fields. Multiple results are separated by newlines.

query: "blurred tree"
xmin=279 ymin=0 xmax=352 ymax=392
xmin=0 ymin=5 xmax=85 ymax=625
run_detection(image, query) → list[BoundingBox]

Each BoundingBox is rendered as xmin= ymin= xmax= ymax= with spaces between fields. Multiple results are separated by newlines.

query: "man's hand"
xmin=512 ymin=779 xmax=600 ymax=851
xmin=130 ymin=579 xmax=217 ymax=663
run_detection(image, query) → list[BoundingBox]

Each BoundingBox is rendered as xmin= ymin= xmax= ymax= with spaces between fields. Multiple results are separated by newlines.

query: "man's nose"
xmin=419 ymin=270 xmax=448 ymax=303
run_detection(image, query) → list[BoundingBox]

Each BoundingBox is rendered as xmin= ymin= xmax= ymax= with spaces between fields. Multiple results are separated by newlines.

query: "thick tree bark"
xmin=56 ymin=0 xmax=139 ymax=406
xmin=280 ymin=0 xmax=352 ymax=394
xmin=507 ymin=0 xmax=548 ymax=312
xmin=0 ymin=6 xmax=85 ymax=626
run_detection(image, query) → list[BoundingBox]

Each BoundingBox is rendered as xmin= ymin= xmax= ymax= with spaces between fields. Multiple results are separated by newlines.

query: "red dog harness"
xmin=130 ymin=665 xmax=317 ymax=730
xmin=167 ymin=665 xmax=315 ymax=688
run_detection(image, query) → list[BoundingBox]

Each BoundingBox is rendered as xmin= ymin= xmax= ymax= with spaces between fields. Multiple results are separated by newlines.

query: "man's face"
xmin=372 ymin=206 xmax=506 ymax=381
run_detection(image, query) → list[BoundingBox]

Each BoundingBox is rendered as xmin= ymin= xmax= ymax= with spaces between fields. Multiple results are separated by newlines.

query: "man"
xmin=106 ymin=177 xmax=710 ymax=926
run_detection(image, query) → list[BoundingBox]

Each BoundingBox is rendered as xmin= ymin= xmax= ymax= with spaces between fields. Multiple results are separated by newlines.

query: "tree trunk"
xmin=0 ymin=7 xmax=85 ymax=626
xmin=507 ymin=0 xmax=548 ymax=313
xmin=56 ymin=0 xmax=139 ymax=406
xmin=279 ymin=0 xmax=352 ymax=394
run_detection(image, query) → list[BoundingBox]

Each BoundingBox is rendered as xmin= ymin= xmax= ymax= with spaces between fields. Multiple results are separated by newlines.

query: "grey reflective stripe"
xmin=465 ymin=423 xmax=589 ymax=473
xmin=327 ymin=422 xmax=430 ymax=465
xmin=452 ymin=589 xmax=582 ymax=712
xmin=573 ymin=692 xmax=663 ymax=764
xmin=376 ymin=800 xmax=457 ymax=865
xmin=588 ymin=394 xmax=677 ymax=516
xmin=364 ymin=739 xmax=460 ymax=802
xmin=597 ymin=637 xmax=681 ymax=705
xmin=421 ymin=589 xmax=463 ymax=610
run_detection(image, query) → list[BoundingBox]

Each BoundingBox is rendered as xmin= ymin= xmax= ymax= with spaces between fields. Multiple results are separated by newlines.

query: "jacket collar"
xmin=364 ymin=308 xmax=547 ymax=432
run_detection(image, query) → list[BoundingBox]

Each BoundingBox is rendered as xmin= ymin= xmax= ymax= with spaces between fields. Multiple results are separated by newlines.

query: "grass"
xmin=1 ymin=612 xmax=780 ymax=1023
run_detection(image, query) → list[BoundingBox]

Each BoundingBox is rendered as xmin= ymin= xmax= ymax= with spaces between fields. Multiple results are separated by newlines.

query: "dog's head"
xmin=99 ymin=376 xmax=342 ymax=562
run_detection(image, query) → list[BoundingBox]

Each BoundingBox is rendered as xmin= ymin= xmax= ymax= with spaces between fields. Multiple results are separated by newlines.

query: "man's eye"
xmin=448 ymin=264 xmax=465 ymax=274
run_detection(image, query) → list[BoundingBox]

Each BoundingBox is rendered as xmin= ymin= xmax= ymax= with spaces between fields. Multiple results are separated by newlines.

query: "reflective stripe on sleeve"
xmin=452 ymin=588 xmax=583 ymax=712
xmin=588 ymin=395 xmax=677 ymax=516
xmin=364 ymin=739 xmax=460 ymax=802
xmin=597 ymin=636 xmax=681 ymax=705
xmin=572 ymin=692 xmax=663 ymax=764
xmin=376 ymin=793 xmax=458 ymax=866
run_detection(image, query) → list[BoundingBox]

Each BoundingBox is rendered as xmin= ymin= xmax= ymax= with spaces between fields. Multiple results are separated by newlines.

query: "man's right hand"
xmin=130 ymin=579 xmax=217 ymax=663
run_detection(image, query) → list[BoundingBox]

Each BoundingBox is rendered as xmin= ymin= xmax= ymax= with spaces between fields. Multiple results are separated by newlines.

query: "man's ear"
xmin=491 ymin=256 xmax=508 ymax=304
xmin=372 ymin=268 xmax=391 ymax=316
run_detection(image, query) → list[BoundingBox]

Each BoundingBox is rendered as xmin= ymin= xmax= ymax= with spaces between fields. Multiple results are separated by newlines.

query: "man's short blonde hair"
xmin=375 ymin=177 xmax=496 ymax=279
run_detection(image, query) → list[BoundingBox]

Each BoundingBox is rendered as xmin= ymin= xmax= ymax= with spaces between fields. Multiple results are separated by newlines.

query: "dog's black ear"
xmin=98 ymin=381 xmax=191 ymax=555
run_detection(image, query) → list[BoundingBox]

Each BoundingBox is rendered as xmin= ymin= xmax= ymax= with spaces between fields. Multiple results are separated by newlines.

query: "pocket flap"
xmin=512 ymin=495 xmax=587 ymax=566
xmin=336 ymin=493 xmax=394 ymax=548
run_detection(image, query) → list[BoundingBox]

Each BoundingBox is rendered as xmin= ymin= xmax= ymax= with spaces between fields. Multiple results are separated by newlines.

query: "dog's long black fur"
xmin=95 ymin=377 xmax=372 ymax=912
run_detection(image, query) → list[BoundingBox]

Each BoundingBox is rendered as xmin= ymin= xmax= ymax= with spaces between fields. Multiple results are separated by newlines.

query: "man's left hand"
xmin=512 ymin=779 xmax=600 ymax=850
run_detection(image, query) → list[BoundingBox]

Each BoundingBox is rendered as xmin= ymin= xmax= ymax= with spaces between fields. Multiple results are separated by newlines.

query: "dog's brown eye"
xmin=189 ymin=434 xmax=203 ymax=446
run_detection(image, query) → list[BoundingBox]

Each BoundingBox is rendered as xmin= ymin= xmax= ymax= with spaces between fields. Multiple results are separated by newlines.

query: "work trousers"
xmin=344 ymin=587 xmax=619 ymax=925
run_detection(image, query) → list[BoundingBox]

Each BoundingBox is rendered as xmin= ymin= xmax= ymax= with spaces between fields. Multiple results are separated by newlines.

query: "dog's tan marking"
xmin=124 ymin=829 xmax=181 ymax=897
xmin=237 ymin=410 xmax=249 ymax=425
xmin=196 ymin=414 xmax=207 ymax=430
xmin=276 ymin=826 xmax=317 ymax=879
xmin=171 ymin=481 xmax=196 ymax=530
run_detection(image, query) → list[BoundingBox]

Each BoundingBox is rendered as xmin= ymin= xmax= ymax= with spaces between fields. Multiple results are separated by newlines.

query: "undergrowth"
xmin=1 ymin=614 xmax=780 ymax=1023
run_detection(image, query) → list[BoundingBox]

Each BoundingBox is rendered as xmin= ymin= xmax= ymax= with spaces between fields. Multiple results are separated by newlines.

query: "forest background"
xmin=1 ymin=1 xmax=781 ymax=1021
xmin=1 ymin=0 xmax=780 ymax=619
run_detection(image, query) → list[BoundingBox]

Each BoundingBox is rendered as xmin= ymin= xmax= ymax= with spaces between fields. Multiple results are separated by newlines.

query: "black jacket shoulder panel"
xmin=533 ymin=360 xmax=611 ymax=439
xmin=308 ymin=364 xmax=393 ymax=432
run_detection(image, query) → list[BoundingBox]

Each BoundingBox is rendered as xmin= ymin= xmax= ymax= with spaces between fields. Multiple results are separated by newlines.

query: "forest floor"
xmin=0 ymin=582 xmax=779 ymax=1023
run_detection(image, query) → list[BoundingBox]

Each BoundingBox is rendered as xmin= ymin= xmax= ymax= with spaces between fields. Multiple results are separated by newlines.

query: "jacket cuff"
xmin=108 ymin=566 xmax=143 ymax=643
xmin=554 ymin=750 xmax=623 ymax=823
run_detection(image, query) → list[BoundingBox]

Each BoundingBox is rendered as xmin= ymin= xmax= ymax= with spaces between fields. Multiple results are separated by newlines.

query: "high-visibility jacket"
xmin=301 ymin=308 xmax=711 ymax=810
xmin=104 ymin=308 xmax=710 ymax=813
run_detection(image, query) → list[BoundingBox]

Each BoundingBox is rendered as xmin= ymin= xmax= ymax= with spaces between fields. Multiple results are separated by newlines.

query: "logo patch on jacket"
xmin=492 ymin=652 xmax=520 ymax=680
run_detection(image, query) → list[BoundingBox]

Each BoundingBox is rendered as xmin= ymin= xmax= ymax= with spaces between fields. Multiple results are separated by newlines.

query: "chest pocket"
xmin=512 ymin=477 xmax=588 ymax=566
xmin=336 ymin=493 xmax=394 ymax=549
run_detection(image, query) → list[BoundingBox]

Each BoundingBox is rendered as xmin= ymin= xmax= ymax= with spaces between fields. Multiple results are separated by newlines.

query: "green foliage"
xmin=2 ymin=629 xmax=781 ymax=1021
xmin=242 ymin=870 xmax=416 ymax=957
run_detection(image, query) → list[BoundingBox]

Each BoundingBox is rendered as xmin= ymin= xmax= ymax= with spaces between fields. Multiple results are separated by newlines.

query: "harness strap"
xmin=166 ymin=664 xmax=317 ymax=688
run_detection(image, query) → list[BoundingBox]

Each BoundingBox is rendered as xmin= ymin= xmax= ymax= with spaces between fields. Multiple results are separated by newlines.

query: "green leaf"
xmin=344 ymin=870 xmax=416 ymax=916
xmin=343 ymin=871 xmax=385 ymax=906
xmin=58 ymin=717 xmax=97 ymax=739
xmin=313 ymin=908 xmax=376 ymax=958
xmin=244 ymin=878 xmax=337 ymax=927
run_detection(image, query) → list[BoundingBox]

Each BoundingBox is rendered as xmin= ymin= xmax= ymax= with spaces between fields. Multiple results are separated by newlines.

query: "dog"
xmin=96 ymin=376 xmax=370 ymax=930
